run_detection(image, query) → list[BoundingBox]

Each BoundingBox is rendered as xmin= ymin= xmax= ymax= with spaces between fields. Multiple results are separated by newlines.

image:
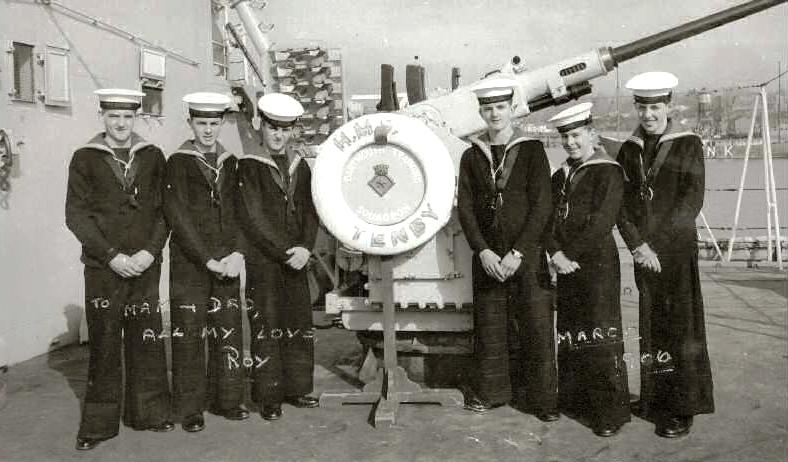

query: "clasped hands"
xmin=212 ymin=247 xmax=310 ymax=274
xmin=285 ymin=246 xmax=311 ymax=271
xmin=632 ymin=242 xmax=661 ymax=273
xmin=109 ymin=250 xmax=154 ymax=278
xmin=550 ymin=250 xmax=580 ymax=275
xmin=479 ymin=249 xmax=521 ymax=282
xmin=206 ymin=252 xmax=245 ymax=279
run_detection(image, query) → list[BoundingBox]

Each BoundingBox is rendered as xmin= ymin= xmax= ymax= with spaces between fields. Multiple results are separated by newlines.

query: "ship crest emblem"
xmin=368 ymin=163 xmax=395 ymax=197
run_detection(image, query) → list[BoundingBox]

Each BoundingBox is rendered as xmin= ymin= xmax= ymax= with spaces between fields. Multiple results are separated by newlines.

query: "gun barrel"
xmin=611 ymin=0 xmax=787 ymax=65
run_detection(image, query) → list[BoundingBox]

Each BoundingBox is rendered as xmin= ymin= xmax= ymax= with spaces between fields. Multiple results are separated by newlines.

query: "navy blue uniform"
xmin=237 ymin=149 xmax=319 ymax=406
xmin=457 ymin=129 xmax=557 ymax=412
xmin=545 ymin=149 xmax=630 ymax=428
xmin=617 ymin=122 xmax=715 ymax=419
xmin=163 ymin=141 xmax=245 ymax=419
xmin=65 ymin=133 xmax=170 ymax=440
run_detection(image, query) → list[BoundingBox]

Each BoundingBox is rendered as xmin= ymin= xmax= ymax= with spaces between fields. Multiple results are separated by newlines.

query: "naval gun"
xmin=315 ymin=0 xmax=786 ymax=336
xmin=401 ymin=0 xmax=787 ymax=138
xmin=231 ymin=0 xmax=787 ymax=425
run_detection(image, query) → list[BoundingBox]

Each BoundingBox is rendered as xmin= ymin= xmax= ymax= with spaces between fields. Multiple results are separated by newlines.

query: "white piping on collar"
xmin=240 ymin=151 xmax=303 ymax=177
xmin=625 ymin=135 xmax=644 ymax=148
xmin=129 ymin=141 xmax=153 ymax=156
xmin=468 ymin=133 xmax=535 ymax=182
xmin=239 ymin=154 xmax=278 ymax=169
xmin=560 ymin=158 xmax=621 ymax=199
xmin=172 ymin=148 xmax=235 ymax=167
xmin=80 ymin=140 xmax=153 ymax=178
xmin=561 ymin=157 xmax=620 ymax=178
xmin=81 ymin=143 xmax=115 ymax=156
xmin=626 ymin=129 xmax=698 ymax=149
xmin=172 ymin=149 xmax=233 ymax=183
xmin=468 ymin=134 xmax=535 ymax=164
xmin=560 ymin=157 xmax=619 ymax=171
xmin=660 ymin=131 xmax=698 ymax=143
xmin=288 ymin=153 xmax=303 ymax=177
xmin=81 ymin=142 xmax=152 ymax=156
xmin=79 ymin=134 xmax=154 ymax=157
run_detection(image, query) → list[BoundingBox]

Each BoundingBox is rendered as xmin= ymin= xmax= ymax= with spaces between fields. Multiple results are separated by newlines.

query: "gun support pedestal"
xmin=319 ymin=256 xmax=464 ymax=427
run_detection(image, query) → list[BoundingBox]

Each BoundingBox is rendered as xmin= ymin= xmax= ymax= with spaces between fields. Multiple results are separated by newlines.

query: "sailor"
xmin=65 ymin=89 xmax=172 ymax=450
xmin=236 ymin=93 xmax=320 ymax=421
xmin=546 ymin=102 xmax=630 ymax=436
xmin=163 ymin=92 xmax=248 ymax=432
xmin=457 ymin=77 xmax=558 ymax=420
xmin=616 ymin=71 xmax=715 ymax=437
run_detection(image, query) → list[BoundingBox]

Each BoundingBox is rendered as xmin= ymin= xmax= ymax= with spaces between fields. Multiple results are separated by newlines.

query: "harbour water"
xmin=545 ymin=149 xmax=788 ymax=243
xmin=701 ymin=158 xmax=787 ymax=240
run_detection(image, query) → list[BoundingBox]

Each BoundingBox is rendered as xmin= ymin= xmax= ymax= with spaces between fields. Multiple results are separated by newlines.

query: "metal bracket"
xmin=320 ymin=256 xmax=464 ymax=426
xmin=374 ymin=124 xmax=390 ymax=145
xmin=547 ymin=74 xmax=568 ymax=101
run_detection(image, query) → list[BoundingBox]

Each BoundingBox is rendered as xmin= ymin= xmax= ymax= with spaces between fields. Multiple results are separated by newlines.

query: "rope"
xmin=738 ymin=69 xmax=788 ymax=89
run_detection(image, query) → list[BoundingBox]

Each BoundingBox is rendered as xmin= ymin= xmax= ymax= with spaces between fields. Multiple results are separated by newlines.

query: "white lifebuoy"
xmin=313 ymin=113 xmax=455 ymax=255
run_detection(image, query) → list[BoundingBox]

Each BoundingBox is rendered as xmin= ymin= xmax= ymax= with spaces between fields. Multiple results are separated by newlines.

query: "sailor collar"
xmin=79 ymin=132 xmax=156 ymax=204
xmin=468 ymin=128 xmax=535 ymax=187
xmin=624 ymin=119 xmax=698 ymax=149
xmin=80 ymin=132 xmax=154 ymax=158
xmin=557 ymin=146 xmax=624 ymax=207
xmin=240 ymin=144 xmax=304 ymax=178
xmin=171 ymin=140 xmax=235 ymax=167
xmin=559 ymin=145 xmax=620 ymax=179
xmin=79 ymin=132 xmax=155 ymax=184
xmin=241 ymin=144 xmax=307 ymax=201
xmin=468 ymin=128 xmax=535 ymax=166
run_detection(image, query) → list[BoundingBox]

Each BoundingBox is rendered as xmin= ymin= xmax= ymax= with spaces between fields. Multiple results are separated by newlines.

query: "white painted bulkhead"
xmin=0 ymin=0 xmax=250 ymax=366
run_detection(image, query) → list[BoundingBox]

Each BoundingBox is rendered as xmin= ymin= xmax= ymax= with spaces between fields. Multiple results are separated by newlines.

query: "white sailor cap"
xmin=94 ymin=88 xmax=144 ymax=110
xmin=625 ymin=71 xmax=678 ymax=104
xmin=471 ymin=77 xmax=518 ymax=104
xmin=183 ymin=92 xmax=231 ymax=118
xmin=257 ymin=92 xmax=305 ymax=127
xmin=549 ymin=102 xmax=594 ymax=133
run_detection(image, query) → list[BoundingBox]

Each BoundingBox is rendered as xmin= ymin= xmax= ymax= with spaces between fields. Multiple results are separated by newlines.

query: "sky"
xmin=259 ymin=0 xmax=788 ymax=98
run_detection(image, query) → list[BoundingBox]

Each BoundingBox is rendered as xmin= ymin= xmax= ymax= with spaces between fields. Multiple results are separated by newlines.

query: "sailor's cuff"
xmin=104 ymin=247 xmax=119 ymax=264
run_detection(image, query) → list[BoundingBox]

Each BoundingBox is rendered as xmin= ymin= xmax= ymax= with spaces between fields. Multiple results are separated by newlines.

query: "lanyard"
xmin=486 ymin=144 xmax=521 ymax=213
xmin=109 ymin=151 xmax=139 ymax=207
xmin=196 ymin=156 xmax=222 ymax=183
xmin=557 ymin=163 xmax=583 ymax=220
xmin=111 ymin=150 xmax=135 ymax=183
xmin=489 ymin=147 xmax=509 ymax=184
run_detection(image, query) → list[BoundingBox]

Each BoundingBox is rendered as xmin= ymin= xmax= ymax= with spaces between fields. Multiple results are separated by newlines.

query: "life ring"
xmin=312 ymin=113 xmax=455 ymax=255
